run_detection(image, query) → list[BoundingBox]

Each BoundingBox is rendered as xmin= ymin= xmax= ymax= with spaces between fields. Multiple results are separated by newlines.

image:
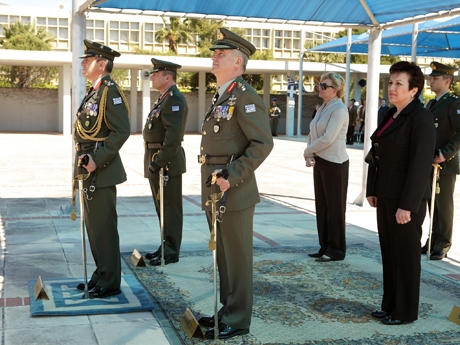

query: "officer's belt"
xmin=198 ymin=154 xmax=234 ymax=165
xmin=144 ymin=142 xmax=163 ymax=149
xmin=75 ymin=141 xmax=104 ymax=151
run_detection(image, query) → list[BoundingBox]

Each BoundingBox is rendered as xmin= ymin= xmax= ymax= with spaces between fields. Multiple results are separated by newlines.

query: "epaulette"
xmin=449 ymin=94 xmax=458 ymax=99
xmin=237 ymin=81 xmax=246 ymax=92
xmin=103 ymin=80 xmax=115 ymax=86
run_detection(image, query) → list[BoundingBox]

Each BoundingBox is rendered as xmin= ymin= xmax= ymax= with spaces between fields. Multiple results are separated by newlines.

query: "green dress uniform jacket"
xmin=200 ymin=76 xmax=273 ymax=329
xmin=426 ymin=93 xmax=460 ymax=253
xmin=74 ymin=74 xmax=130 ymax=289
xmin=143 ymin=84 xmax=188 ymax=259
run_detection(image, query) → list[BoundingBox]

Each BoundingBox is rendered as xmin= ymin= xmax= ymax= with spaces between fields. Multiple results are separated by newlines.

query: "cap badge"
xmin=217 ymin=29 xmax=224 ymax=40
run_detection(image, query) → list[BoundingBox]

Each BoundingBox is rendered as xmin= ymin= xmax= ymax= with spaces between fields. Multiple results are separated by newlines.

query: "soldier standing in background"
xmin=422 ymin=61 xmax=460 ymax=260
xmin=143 ymin=58 xmax=189 ymax=266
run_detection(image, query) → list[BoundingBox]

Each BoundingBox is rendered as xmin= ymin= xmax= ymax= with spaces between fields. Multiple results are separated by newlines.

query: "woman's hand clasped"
xmin=305 ymin=155 xmax=316 ymax=167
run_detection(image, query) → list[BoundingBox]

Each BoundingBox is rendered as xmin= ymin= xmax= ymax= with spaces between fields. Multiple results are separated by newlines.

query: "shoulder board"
xmin=448 ymin=94 xmax=458 ymax=99
xmin=237 ymin=81 xmax=247 ymax=92
xmin=103 ymin=80 xmax=115 ymax=87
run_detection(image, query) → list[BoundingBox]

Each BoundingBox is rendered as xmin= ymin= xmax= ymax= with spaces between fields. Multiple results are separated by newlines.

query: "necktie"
xmin=430 ymin=99 xmax=437 ymax=110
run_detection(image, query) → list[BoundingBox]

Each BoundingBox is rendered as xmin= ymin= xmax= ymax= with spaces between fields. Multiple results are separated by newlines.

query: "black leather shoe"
xmin=315 ymin=255 xmax=332 ymax=262
xmin=198 ymin=315 xmax=221 ymax=328
xmin=145 ymin=250 xmax=160 ymax=260
xmin=371 ymin=309 xmax=387 ymax=318
xmin=430 ymin=251 xmax=447 ymax=260
xmin=308 ymin=252 xmax=322 ymax=258
xmin=88 ymin=285 xmax=121 ymax=299
xmin=149 ymin=256 xmax=179 ymax=266
xmin=205 ymin=323 xmax=249 ymax=340
xmin=381 ymin=316 xmax=404 ymax=325
xmin=421 ymin=245 xmax=428 ymax=254
xmin=76 ymin=280 xmax=96 ymax=291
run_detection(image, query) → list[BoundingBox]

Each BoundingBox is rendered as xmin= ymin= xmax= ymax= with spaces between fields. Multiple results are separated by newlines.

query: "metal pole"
xmin=345 ymin=28 xmax=352 ymax=105
xmin=296 ymin=28 xmax=305 ymax=137
xmin=159 ymin=168 xmax=165 ymax=267
xmin=78 ymin=179 xmax=89 ymax=299
xmin=427 ymin=164 xmax=441 ymax=260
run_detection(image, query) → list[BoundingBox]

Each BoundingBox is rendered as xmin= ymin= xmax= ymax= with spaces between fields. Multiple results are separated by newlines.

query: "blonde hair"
xmin=321 ymin=72 xmax=345 ymax=99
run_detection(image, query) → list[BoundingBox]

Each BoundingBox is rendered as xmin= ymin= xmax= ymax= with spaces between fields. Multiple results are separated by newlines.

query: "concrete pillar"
xmin=130 ymin=68 xmax=138 ymax=133
xmin=263 ymin=73 xmax=270 ymax=112
xmin=354 ymin=28 xmax=382 ymax=206
xmin=142 ymin=76 xmax=151 ymax=127
xmin=198 ymin=71 xmax=206 ymax=129
xmin=59 ymin=64 xmax=72 ymax=135
xmin=353 ymin=74 xmax=361 ymax=101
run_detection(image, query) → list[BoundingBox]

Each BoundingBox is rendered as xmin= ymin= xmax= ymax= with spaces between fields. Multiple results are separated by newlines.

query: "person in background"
xmin=143 ymin=58 xmax=189 ymax=266
xmin=197 ymin=28 xmax=273 ymax=340
xmin=74 ymin=39 xmax=130 ymax=298
xmin=357 ymin=99 xmax=366 ymax=142
xmin=346 ymin=98 xmax=358 ymax=145
xmin=304 ymin=72 xmax=349 ymax=262
xmin=422 ymin=61 xmax=460 ymax=260
xmin=377 ymin=98 xmax=389 ymax=125
xmin=366 ymin=61 xmax=435 ymax=325
xmin=269 ymin=97 xmax=281 ymax=136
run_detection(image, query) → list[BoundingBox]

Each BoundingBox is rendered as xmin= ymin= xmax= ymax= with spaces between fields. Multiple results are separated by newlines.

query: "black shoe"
xmin=421 ymin=245 xmax=428 ymax=254
xmin=315 ymin=255 xmax=332 ymax=262
xmin=430 ymin=250 xmax=447 ymax=260
xmin=371 ymin=309 xmax=387 ymax=318
xmin=76 ymin=280 xmax=96 ymax=291
xmin=308 ymin=252 xmax=322 ymax=258
xmin=381 ymin=316 xmax=404 ymax=325
xmin=88 ymin=285 xmax=121 ymax=299
xmin=149 ymin=256 xmax=179 ymax=266
xmin=205 ymin=323 xmax=249 ymax=340
xmin=145 ymin=250 xmax=160 ymax=260
xmin=198 ymin=315 xmax=222 ymax=328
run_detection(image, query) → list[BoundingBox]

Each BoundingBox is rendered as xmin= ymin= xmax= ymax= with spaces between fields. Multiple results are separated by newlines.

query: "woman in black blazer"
xmin=366 ymin=61 xmax=436 ymax=325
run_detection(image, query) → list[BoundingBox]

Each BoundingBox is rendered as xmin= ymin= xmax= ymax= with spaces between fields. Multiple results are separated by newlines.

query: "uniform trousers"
xmin=376 ymin=196 xmax=426 ymax=321
xmin=149 ymin=174 xmax=183 ymax=259
xmin=83 ymin=185 xmax=121 ymax=289
xmin=313 ymin=156 xmax=349 ymax=260
xmin=205 ymin=206 xmax=255 ymax=329
xmin=427 ymin=174 xmax=456 ymax=253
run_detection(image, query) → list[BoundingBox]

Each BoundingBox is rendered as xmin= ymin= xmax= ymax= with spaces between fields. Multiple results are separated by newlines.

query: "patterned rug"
xmin=29 ymin=274 xmax=154 ymax=316
xmin=122 ymin=245 xmax=460 ymax=345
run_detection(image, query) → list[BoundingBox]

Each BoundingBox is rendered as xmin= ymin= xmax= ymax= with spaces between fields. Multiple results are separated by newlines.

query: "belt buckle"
xmin=198 ymin=154 xmax=207 ymax=165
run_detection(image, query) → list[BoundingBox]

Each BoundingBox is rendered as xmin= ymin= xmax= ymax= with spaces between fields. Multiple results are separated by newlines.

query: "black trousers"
xmin=426 ymin=174 xmax=456 ymax=253
xmin=313 ymin=157 xmax=349 ymax=260
xmin=346 ymin=125 xmax=355 ymax=144
xmin=149 ymin=174 xmax=183 ymax=259
xmin=376 ymin=196 xmax=426 ymax=322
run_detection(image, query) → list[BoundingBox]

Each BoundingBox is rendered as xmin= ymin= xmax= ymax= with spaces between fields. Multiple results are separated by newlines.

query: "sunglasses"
xmin=319 ymin=82 xmax=335 ymax=90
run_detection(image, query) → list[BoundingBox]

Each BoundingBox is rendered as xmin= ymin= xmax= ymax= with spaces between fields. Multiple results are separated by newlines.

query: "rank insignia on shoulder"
xmin=104 ymin=80 xmax=114 ymax=86
xmin=113 ymin=97 xmax=123 ymax=105
xmin=237 ymin=82 xmax=246 ymax=91
xmin=172 ymin=105 xmax=180 ymax=112
xmin=170 ymin=91 xmax=174 ymax=96
xmin=245 ymin=104 xmax=256 ymax=113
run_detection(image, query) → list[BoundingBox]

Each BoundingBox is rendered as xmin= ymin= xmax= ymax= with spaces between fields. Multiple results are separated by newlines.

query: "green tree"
xmin=154 ymin=17 xmax=193 ymax=55
xmin=0 ymin=22 xmax=57 ymax=88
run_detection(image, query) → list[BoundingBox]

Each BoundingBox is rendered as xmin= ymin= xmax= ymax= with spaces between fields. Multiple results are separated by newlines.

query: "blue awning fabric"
xmin=92 ymin=0 xmax=460 ymax=29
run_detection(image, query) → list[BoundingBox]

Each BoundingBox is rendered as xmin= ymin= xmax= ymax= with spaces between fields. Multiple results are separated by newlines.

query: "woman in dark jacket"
xmin=366 ymin=61 xmax=436 ymax=325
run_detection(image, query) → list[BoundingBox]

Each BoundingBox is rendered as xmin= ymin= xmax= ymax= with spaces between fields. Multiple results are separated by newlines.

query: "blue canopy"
xmin=310 ymin=16 xmax=460 ymax=58
xmin=92 ymin=0 xmax=460 ymax=29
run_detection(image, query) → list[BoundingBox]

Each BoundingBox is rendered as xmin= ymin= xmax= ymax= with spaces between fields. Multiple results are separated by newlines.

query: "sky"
xmin=0 ymin=0 xmax=72 ymax=8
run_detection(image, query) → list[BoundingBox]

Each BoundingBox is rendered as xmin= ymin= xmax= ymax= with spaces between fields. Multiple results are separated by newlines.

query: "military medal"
xmin=149 ymin=123 xmax=152 ymax=129
xmin=85 ymin=120 xmax=90 ymax=126
xmin=228 ymin=95 xmax=237 ymax=106
xmin=214 ymin=124 xmax=220 ymax=133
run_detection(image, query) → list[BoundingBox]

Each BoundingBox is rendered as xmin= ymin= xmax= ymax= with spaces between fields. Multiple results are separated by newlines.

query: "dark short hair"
xmin=161 ymin=69 xmax=177 ymax=82
xmin=350 ymin=98 xmax=355 ymax=102
xmin=97 ymin=57 xmax=113 ymax=73
xmin=389 ymin=61 xmax=424 ymax=99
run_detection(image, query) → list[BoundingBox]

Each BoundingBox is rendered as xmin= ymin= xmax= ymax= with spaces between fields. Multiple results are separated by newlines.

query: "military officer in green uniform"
xmin=197 ymin=28 xmax=273 ymax=340
xmin=143 ymin=58 xmax=188 ymax=265
xmin=422 ymin=61 xmax=460 ymax=260
xmin=74 ymin=39 xmax=130 ymax=298
xmin=269 ymin=97 xmax=281 ymax=136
